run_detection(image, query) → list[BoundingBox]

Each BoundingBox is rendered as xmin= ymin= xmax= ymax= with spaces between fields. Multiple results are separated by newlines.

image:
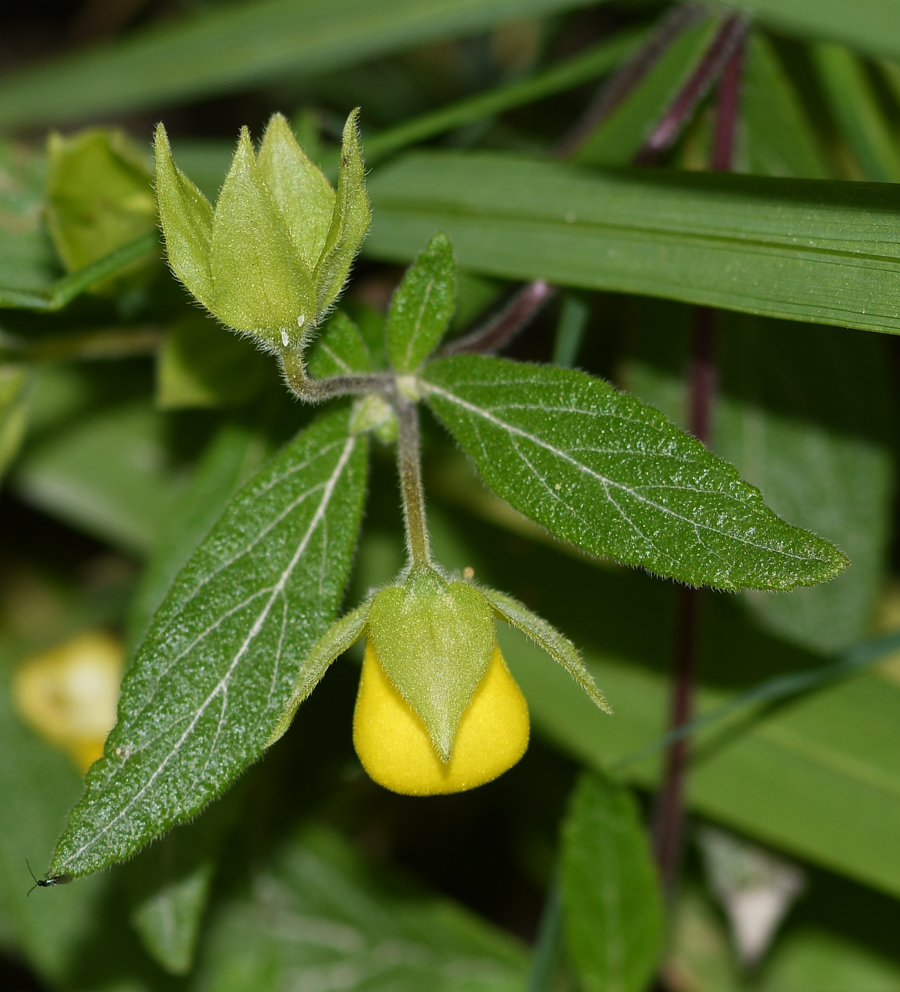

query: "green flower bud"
xmin=154 ymin=110 xmax=370 ymax=354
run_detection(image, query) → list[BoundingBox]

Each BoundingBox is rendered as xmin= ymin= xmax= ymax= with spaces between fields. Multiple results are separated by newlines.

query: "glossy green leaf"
xmin=306 ymin=310 xmax=372 ymax=378
xmin=623 ymin=306 xmax=893 ymax=652
xmin=387 ymin=231 xmax=456 ymax=373
xmin=366 ymin=151 xmax=900 ymax=335
xmin=210 ymin=128 xmax=315 ymax=346
xmin=573 ymin=15 xmax=720 ymax=165
xmin=257 ymin=113 xmax=335 ymax=271
xmin=740 ymin=33 xmax=829 ymax=179
xmin=156 ymin=313 xmax=269 ymax=410
xmin=195 ymin=826 xmax=527 ymax=992
xmin=813 ymin=42 xmax=900 ymax=182
xmin=562 ymin=772 xmax=664 ymax=992
xmin=50 ymin=407 xmax=368 ymax=877
xmin=45 ymin=128 xmax=156 ymax=291
xmin=422 ymin=355 xmax=847 ymax=591
xmin=314 ymin=109 xmax=371 ymax=316
xmin=0 ymin=0 xmax=599 ymax=130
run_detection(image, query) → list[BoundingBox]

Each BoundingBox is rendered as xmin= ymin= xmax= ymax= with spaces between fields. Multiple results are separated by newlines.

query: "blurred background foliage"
xmin=1 ymin=1 xmax=900 ymax=990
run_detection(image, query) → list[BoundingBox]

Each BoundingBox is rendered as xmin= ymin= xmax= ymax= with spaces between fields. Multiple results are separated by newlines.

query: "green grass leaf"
xmin=421 ymin=355 xmax=847 ymax=591
xmin=573 ymin=15 xmax=721 ymax=165
xmin=813 ymin=42 xmax=900 ymax=182
xmin=0 ymin=0 xmax=598 ymax=130
xmin=719 ymin=0 xmax=900 ymax=61
xmin=741 ymin=33 xmax=829 ymax=179
xmin=366 ymin=152 xmax=900 ymax=335
xmin=562 ymin=773 xmax=664 ymax=992
xmin=49 ymin=407 xmax=368 ymax=877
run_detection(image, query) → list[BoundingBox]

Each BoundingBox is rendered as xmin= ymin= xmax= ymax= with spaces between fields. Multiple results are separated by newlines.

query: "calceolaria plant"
xmin=45 ymin=113 xmax=847 ymax=881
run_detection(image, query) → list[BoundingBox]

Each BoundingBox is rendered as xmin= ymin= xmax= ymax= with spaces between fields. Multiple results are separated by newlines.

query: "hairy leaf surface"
xmin=51 ymin=407 xmax=367 ymax=877
xmin=422 ymin=355 xmax=847 ymax=590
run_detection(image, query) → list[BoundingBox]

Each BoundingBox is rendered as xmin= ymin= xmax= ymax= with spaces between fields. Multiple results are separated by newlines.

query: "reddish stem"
xmin=651 ymin=30 xmax=745 ymax=899
xmin=440 ymin=280 xmax=555 ymax=357
xmin=634 ymin=14 xmax=748 ymax=166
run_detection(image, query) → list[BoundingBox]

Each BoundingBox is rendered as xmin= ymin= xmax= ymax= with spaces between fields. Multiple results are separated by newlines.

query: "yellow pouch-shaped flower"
xmin=354 ymin=639 xmax=529 ymax=796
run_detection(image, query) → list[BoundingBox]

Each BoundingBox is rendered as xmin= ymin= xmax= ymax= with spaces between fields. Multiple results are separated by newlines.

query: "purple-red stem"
xmin=634 ymin=14 xmax=748 ymax=166
xmin=651 ymin=29 xmax=745 ymax=899
xmin=439 ymin=280 xmax=555 ymax=357
xmin=556 ymin=4 xmax=705 ymax=159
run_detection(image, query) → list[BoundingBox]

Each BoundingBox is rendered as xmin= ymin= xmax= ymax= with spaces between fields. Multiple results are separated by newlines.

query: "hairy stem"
xmin=440 ymin=280 xmax=555 ymax=357
xmin=280 ymin=345 xmax=392 ymax=402
xmin=397 ymin=397 xmax=431 ymax=567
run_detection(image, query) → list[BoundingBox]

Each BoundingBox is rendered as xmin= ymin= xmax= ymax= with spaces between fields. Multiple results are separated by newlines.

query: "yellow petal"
xmin=12 ymin=631 xmax=124 ymax=773
xmin=353 ymin=639 xmax=529 ymax=795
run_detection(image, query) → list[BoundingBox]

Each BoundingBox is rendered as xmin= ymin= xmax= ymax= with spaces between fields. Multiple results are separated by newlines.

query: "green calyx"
xmin=269 ymin=564 xmax=611 ymax=759
xmin=155 ymin=109 xmax=370 ymax=355
xmin=367 ymin=567 xmax=495 ymax=762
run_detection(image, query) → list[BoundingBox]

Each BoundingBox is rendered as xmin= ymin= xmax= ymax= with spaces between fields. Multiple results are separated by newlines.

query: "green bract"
xmin=154 ymin=110 xmax=369 ymax=354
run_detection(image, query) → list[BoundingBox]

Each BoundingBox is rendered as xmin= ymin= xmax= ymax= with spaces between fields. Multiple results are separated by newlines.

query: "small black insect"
xmin=26 ymin=859 xmax=73 ymax=897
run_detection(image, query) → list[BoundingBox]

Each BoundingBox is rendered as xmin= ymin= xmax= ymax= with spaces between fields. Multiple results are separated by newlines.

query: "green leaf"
xmin=257 ymin=112 xmax=335 ymax=271
xmin=366 ymin=151 xmax=900 ymax=336
xmin=573 ymin=15 xmax=721 ymax=165
xmin=367 ymin=568 xmax=495 ymax=760
xmin=561 ymin=772 xmax=664 ymax=992
xmin=813 ymin=42 xmax=900 ymax=182
xmin=125 ymin=793 xmax=237 ymax=975
xmin=154 ymin=123 xmax=215 ymax=312
xmin=45 ymin=128 xmax=156 ymax=290
xmin=0 ymin=232 xmax=159 ymax=311
xmin=210 ymin=127 xmax=315 ymax=347
xmin=0 ymin=0 xmax=600 ymax=130
xmin=0 ymin=139 xmax=58 ymax=297
xmin=740 ymin=33 xmax=829 ymax=179
xmin=306 ymin=310 xmax=372 ymax=378
xmin=421 ymin=355 xmax=847 ymax=591
xmin=50 ymin=407 xmax=368 ymax=877
xmin=195 ymin=825 xmax=528 ymax=992
xmin=156 ymin=312 xmax=269 ymax=410
xmin=623 ymin=306 xmax=893 ymax=652
xmin=314 ymin=109 xmax=371 ymax=316
xmin=387 ymin=231 xmax=457 ymax=373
